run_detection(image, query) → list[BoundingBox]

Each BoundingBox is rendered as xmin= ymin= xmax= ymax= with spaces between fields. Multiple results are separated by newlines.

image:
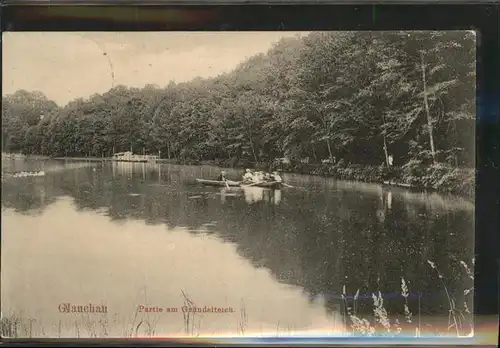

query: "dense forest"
xmin=2 ymin=31 xmax=476 ymax=194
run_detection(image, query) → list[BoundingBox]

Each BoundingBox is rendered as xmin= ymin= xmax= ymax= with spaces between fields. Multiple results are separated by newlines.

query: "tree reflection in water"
xmin=1 ymin=159 xmax=474 ymax=335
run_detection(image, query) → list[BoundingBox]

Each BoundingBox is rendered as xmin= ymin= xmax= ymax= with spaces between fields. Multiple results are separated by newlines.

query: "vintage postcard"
xmin=1 ymin=31 xmax=475 ymax=338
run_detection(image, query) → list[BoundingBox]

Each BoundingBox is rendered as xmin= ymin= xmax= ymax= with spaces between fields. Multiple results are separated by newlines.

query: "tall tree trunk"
xmin=381 ymin=113 xmax=390 ymax=167
xmin=452 ymin=113 xmax=460 ymax=167
xmin=249 ymin=139 xmax=258 ymax=163
xmin=248 ymin=129 xmax=258 ymax=163
xmin=383 ymin=134 xmax=390 ymax=167
xmin=311 ymin=143 xmax=318 ymax=161
xmin=326 ymin=138 xmax=333 ymax=162
xmin=420 ymin=52 xmax=437 ymax=164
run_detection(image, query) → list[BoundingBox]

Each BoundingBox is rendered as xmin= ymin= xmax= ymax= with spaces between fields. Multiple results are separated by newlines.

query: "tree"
xmin=4 ymin=31 xmax=475 ymax=170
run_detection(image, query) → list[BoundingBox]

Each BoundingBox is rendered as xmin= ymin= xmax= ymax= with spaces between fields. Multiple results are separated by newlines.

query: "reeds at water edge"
xmin=340 ymin=257 xmax=474 ymax=337
xmin=1 ymin=258 xmax=474 ymax=339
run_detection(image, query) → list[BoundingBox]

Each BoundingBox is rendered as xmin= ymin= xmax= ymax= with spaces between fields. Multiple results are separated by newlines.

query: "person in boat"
xmin=215 ymin=171 xmax=227 ymax=181
xmin=243 ymin=169 xmax=254 ymax=183
xmin=264 ymin=172 xmax=273 ymax=181
xmin=254 ymin=171 xmax=265 ymax=183
xmin=271 ymin=171 xmax=283 ymax=183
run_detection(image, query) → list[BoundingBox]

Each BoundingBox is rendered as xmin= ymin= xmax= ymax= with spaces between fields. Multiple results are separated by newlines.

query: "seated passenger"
xmin=215 ymin=171 xmax=227 ymax=181
xmin=255 ymin=171 xmax=265 ymax=182
xmin=271 ymin=171 xmax=282 ymax=183
xmin=243 ymin=169 xmax=254 ymax=183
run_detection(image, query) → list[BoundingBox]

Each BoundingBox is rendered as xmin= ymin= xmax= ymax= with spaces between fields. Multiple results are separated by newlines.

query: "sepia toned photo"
xmin=1 ymin=31 xmax=475 ymax=338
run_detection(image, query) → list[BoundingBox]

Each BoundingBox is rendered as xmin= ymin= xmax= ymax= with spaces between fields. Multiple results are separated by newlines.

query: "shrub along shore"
xmin=294 ymin=162 xmax=474 ymax=198
xmin=223 ymin=158 xmax=474 ymax=199
xmin=25 ymin=155 xmax=474 ymax=199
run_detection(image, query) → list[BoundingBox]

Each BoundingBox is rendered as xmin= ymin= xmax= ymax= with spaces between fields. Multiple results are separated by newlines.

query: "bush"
xmin=401 ymin=159 xmax=426 ymax=185
xmin=207 ymin=157 xmax=474 ymax=198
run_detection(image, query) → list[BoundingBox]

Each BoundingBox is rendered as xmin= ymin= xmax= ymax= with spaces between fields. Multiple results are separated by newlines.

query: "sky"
xmin=2 ymin=31 xmax=308 ymax=106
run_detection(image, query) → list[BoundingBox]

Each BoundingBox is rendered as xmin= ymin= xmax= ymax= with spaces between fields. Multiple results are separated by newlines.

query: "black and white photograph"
xmin=1 ymin=31 xmax=475 ymax=338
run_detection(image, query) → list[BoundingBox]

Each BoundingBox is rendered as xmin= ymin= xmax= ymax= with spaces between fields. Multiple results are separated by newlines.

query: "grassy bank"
xmin=276 ymin=161 xmax=475 ymax=198
xmin=215 ymin=158 xmax=475 ymax=198
xmin=2 ymin=154 xmax=51 ymax=161
xmin=49 ymin=157 xmax=179 ymax=164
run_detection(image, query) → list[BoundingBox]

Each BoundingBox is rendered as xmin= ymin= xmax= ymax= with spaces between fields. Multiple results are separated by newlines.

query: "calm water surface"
xmin=1 ymin=159 xmax=474 ymax=337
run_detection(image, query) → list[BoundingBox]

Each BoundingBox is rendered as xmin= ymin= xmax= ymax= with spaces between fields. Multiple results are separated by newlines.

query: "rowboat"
xmin=195 ymin=178 xmax=241 ymax=187
xmin=2 ymin=171 xmax=46 ymax=178
xmin=241 ymin=181 xmax=283 ymax=189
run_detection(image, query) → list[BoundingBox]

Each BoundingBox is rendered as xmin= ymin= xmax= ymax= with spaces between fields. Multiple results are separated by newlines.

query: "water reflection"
xmin=2 ymin=201 xmax=340 ymax=337
xmin=241 ymin=186 xmax=282 ymax=205
xmin=1 ymin=159 xmax=474 ymax=337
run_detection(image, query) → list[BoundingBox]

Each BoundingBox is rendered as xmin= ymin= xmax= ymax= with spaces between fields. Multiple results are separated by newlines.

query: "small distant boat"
xmin=2 ymin=170 xmax=46 ymax=178
xmin=195 ymin=178 xmax=241 ymax=187
xmin=383 ymin=180 xmax=414 ymax=189
xmin=112 ymin=151 xmax=159 ymax=163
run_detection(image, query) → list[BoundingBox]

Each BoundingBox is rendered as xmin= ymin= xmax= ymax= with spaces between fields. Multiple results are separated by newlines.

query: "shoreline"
xmin=7 ymin=155 xmax=474 ymax=199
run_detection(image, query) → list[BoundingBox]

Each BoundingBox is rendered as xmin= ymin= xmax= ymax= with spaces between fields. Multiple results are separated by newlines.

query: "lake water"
xmin=1 ymin=159 xmax=474 ymax=338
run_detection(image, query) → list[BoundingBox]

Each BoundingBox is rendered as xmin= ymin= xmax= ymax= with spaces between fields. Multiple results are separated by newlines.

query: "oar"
xmin=242 ymin=181 xmax=264 ymax=187
xmin=223 ymin=178 xmax=230 ymax=190
xmin=282 ymin=183 xmax=295 ymax=188
xmin=242 ymin=181 xmax=286 ymax=188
